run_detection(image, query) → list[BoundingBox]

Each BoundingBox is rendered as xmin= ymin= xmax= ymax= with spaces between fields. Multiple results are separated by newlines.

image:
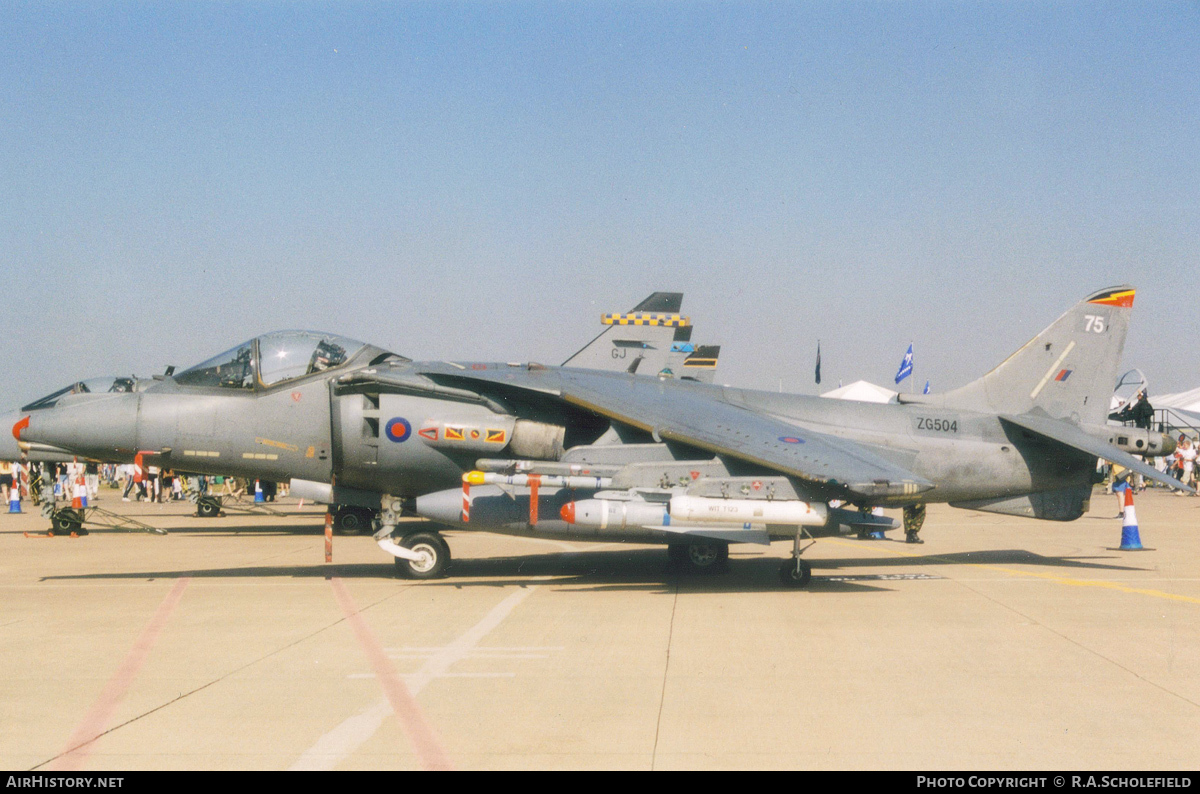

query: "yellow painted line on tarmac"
xmin=823 ymin=538 xmax=1200 ymax=606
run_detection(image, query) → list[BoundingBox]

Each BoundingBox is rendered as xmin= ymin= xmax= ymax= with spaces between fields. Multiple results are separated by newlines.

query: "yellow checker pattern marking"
xmin=601 ymin=312 xmax=690 ymax=327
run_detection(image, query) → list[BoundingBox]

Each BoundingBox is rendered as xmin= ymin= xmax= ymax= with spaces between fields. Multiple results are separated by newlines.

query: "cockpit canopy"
xmin=174 ymin=331 xmax=370 ymax=390
xmin=21 ymin=376 xmax=138 ymax=411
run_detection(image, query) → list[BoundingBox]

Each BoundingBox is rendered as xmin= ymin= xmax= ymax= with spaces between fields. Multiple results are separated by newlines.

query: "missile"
xmin=463 ymin=470 xmax=612 ymax=490
xmin=668 ymin=495 xmax=828 ymax=526
xmin=560 ymin=495 xmax=830 ymax=529
xmin=559 ymin=498 xmax=670 ymax=530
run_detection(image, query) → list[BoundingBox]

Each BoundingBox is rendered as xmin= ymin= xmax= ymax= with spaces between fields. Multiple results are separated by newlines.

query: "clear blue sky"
xmin=2 ymin=2 xmax=1197 ymax=408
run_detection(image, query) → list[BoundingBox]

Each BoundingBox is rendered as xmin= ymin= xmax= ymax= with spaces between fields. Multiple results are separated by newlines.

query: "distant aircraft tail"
xmin=562 ymin=292 xmax=691 ymax=373
xmin=934 ymin=286 xmax=1134 ymax=426
xmin=678 ymin=344 xmax=722 ymax=384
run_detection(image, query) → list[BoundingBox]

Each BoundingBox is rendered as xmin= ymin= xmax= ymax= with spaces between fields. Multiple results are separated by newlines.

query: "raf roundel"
xmin=778 ymin=436 xmax=805 ymax=444
xmin=385 ymin=417 xmax=412 ymax=443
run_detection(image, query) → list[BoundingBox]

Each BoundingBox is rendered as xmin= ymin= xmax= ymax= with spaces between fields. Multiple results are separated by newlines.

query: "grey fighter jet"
xmin=5 ymin=291 xmax=717 ymax=529
xmin=15 ymin=286 xmax=1189 ymax=586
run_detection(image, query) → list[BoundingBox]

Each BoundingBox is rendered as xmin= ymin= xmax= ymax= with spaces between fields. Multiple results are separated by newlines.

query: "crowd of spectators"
xmin=0 ymin=458 xmax=286 ymax=508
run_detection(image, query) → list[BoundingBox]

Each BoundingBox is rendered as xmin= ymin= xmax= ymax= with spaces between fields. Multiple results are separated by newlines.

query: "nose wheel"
xmin=392 ymin=531 xmax=451 ymax=579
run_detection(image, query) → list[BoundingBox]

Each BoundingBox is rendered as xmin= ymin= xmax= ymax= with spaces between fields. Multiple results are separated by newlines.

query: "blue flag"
xmin=894 ymin=344 xmax=913 ymax=385
xmin=923 ymin=380 xmax=930 ymax=394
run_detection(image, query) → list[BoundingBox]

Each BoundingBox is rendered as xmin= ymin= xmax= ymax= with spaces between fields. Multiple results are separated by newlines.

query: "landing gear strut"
xmin=779 ymin=530 xmax=813 ymax=587
xmin=903 ymin=503 xmax=926 ymax=544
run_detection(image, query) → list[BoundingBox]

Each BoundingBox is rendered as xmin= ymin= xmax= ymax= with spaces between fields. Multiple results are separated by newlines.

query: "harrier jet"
xmin=15 ymin=286 xmax=1188 ymax=586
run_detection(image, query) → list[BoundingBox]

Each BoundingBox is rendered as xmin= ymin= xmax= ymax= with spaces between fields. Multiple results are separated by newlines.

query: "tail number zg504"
xmin=916 ymin=417 xmax=958 ymax=433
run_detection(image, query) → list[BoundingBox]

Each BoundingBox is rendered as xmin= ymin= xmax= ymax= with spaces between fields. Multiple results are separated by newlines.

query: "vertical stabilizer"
xmin=938 ymin=286 xmax=1134 ymax=425
xmin=562 ymin=292 xmax=686 ymax=372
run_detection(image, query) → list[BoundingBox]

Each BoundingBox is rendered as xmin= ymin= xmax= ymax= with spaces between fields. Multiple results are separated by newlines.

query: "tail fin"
xmin=679 ymin=344 xmax=721 ymax=383
xmin=937 ymin=286 xmax=1134 ymax=425
xmin=562 ymin=292 xmax=688 ymax=371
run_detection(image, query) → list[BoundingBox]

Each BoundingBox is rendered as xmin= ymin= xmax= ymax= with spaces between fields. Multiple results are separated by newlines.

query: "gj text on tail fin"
xmin=939 ymin=286 xmax=1134 ymax=425
xmin=562 ymin=292 xmax=690 ymax=372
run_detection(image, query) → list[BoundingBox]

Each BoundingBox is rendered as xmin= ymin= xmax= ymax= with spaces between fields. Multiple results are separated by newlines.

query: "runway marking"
xmin=824 ymin=539 xmax=1200 ymax=605
xmin=825 ymin=573 xmax=943 ymax=582
xmin=324 ymin=577 xmax=452 ymax=771
xmin=48 ymin=577 xmax=191 ymax=771
xmin=291 ymin=585 xmax=535 ymax=771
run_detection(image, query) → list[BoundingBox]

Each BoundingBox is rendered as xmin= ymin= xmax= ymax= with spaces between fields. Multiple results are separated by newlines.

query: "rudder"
xmin=938 ymin=286 xmax=1135 ymax=425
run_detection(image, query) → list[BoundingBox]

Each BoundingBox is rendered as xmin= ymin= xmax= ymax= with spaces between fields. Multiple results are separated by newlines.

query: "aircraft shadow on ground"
xmin=37 ymin=545 xmax=1145 ymax=594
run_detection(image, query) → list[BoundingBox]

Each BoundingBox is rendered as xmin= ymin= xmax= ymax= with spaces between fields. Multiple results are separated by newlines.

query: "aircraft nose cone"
xmin=1160 ymin=434 xmax=1177 ymax=457
xmin=0 ymin=411 xmax=28 ymax=461
xmin=23 ymin=394 xmax=140 ymax=459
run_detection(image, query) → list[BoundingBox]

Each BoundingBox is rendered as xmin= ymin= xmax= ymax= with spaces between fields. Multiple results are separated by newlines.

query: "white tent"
xmin=1155 ymin=386 xmax=1200 ymax=414
xmin=820 ymin=380 xmax=897 ymax=403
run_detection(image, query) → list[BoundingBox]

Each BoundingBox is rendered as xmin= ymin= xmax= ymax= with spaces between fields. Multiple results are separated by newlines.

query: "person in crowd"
xmin=1130 ymin=390 xmax=1155 ymax=430
xmin=0 ymin=459 xmax=12 ymax=506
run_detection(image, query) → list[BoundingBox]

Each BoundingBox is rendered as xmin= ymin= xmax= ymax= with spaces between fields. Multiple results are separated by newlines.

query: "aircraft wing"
xmin=557 ymin=373 xmax=933 ymax=500
xmin=999 ymin=413 xmax=1195 ymax=494
xmin=412 ymin=366 xmax=934 ymax=501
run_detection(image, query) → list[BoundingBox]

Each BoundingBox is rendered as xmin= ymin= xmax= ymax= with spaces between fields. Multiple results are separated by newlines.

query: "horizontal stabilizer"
xmin=999 ymin=413 xmax=1195 ymax=494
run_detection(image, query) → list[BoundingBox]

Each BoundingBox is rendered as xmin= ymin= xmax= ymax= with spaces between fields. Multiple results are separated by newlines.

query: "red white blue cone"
xmin=254 ymin=480 xmax=264 ymax=503
xmin=1119 ymin=487 xmax=1142 ymax=550
xmin=8 ymin=488 xmax=21 ymax=513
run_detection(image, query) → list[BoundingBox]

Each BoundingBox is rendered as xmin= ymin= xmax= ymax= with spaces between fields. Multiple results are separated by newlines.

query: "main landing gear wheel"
xmin=667 ymin=541 xmax=729 ymax=574
xmin=394 ymin=531 xmax=451 ymax=579
xmin=334 ymin=507 xmax=374 ymax=535
xmin=779 ymin=558 xmax=812 ymax=588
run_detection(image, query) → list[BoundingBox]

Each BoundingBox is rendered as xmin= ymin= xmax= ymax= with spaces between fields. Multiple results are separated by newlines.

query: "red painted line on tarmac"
xmin=52 ymin=577 xmax=191 ymax=771
xmin=328 ymin=577 xmax=452 ymax=770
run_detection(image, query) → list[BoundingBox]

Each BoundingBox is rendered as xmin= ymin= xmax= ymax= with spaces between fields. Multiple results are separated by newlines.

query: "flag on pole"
xmin=895 ymin=343 xmax=913 ymax=385
xmin=923 ymin=380 xmax=930 ymax=394
xmin=814 ymin=341 xmax=821 ymax=385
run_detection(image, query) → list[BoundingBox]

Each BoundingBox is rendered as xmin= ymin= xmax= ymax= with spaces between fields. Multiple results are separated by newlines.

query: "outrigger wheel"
xmin=779 ymin=557 xmax=812 ymax=587
xmin=393 ymin=531 xmax=451 ymax=579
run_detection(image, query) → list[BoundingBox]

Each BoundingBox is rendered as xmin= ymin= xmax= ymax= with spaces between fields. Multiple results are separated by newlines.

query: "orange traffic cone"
xmin=73 ymin=475 xmax=88 ymax=509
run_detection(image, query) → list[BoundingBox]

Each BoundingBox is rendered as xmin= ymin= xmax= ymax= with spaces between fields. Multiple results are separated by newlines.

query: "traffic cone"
xmin=8 ymin=487 xmax=21 ymax=513
xmin=74 ymin=476 xmax=88 ymax=509
xmin=254 ymin=480 xmax=264 ymax=503
xmin=1119 ymin=487 xmax=1143 ymax=550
